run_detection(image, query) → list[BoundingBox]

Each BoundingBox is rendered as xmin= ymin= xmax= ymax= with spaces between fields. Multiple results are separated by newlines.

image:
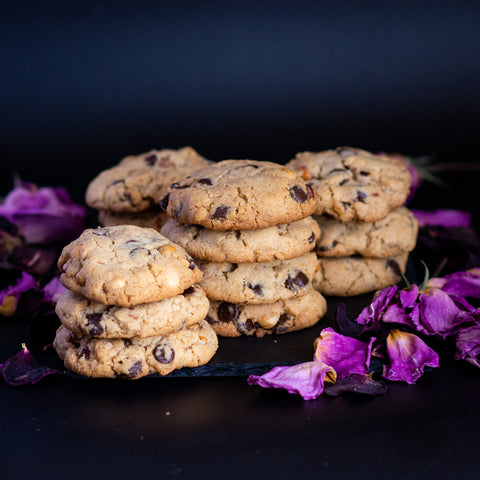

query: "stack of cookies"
xmin=286 ymin=147 xmax=418 ymax=296
xmin=160 ymin=159 xmax=328 ymax=337
xmin=53 ymin=225 xmax=218 ymax=379
xmin=85 ymin=147 xmax=212 ymax=231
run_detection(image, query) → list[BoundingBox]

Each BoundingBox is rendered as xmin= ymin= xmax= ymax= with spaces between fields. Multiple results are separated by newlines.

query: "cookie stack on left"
xmin=160 ymin=159 xmax=328 ymax=337
xmin=53 ymin=225 xmax=218 ymax=379
xmin=85 ymin=147 xmax=212 ymax=231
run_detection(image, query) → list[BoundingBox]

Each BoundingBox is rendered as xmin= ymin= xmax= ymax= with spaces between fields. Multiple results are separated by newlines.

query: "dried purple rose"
xmin=411 ymin=209 xmax=471 ymax=228
xmin=382 ymin=330 xmax=440 ymax=384
xmin=455 ymin=325 xmax=480 ymax=368
xmin=0 ymin=271 xmax=37 ymax=316
xmin=0 ymin=180 xmax=87 ymax=244
xmin=42 ymin=276 xmax=67 ymax=304
xmin=0 ymin=344 xmax=59 ymax=386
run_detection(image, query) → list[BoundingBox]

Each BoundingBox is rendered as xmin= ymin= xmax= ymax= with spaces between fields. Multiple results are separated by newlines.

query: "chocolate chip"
xmin=316 ymin=240 xmax=338 ymax=252
xmin=144 ymin=154 xmax=157 ymax=165
xmin=130 ymin=247 xmax=151 ymax=256
xmin=360 ymin=170 xmax=370 ymax=176
xmin=197 ymin=178 xmax=213 ymax=185
xmin=387 ymin=259 xmax=402 ymax=277
xmin=128 ymin=361 xmax=143 ymax=378
xmin=336 ymin=147 xmax=357 ymax=157
xmin=86 ymin=313 xmax=104 ymax=336
xmin=154 ymin=344 xmax=175 ymax=364
xmin=236 ymin=318 xmax=255 ymax=335
xmin=274 ymin=313 xmax=295 ymax=334
xmin=247 ymin=282 xmax=263 ymax=296
xmin=308 ymin=232 xmax=316 ymax=243
xmin=217 ymin=302 xmax=239 ymax=323
xmin=158 ymin=194 xmax=169 ymax=211
xmin=355 ymin=191 xmax=367 ymax=203
xmin=188 ymin=257 xmax=199 ymax=270
xmin=183 ymin=286 xmax=195 ymax=295
xmin=80 ymin=346 xmax=90 ymax=359
xmin=68 ymin=332 xmax=80 ymax=348
xmin=285 ymin=271 xmax=309 ymax=291
xmin=289 ymin=185 xmax=310 ymax=203
xmin=212 ymin=205 xmax=229 ymax=219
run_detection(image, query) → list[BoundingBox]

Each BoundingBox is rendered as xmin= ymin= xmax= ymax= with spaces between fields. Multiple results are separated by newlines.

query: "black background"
xmin=1 ymin=2 xmax=480 ymax=479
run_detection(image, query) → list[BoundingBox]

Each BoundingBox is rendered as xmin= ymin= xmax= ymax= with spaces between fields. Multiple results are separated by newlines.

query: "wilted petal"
xmin=356 ymin=285 xmax=398 ymax=327
xmin=0 ymin=344 xmax=59 ymax=386
xmin=382 ymin=284 xmax=420 ymax=328
xmin=0 ymin=271 xmax=37 ymax=316
xmin=43 ymin=276 xmax=67 ymax=304
xmin=456 ymin=325 xmax=480 ymax=368
xmin=383 ymin=329 xmax=439 ymax=384
xmin=247 ymin=361 xmax=336 ymax=400
xmin=433 ymin=268 xmax=480 ymax=298
xmin=417 ymin=287 xmax=474 ymax=338
xmin=313 ymin=327 xmax=375 ymax=378
xmin=324 ymin=374 xmax=388 ymax=396
xmin=335 ymin=302 xmax=364 ymax=337
xmin=411 ymin=209 xmax=471 ymax=228
xmin=0 ymin=183 xmax=87 ymax=244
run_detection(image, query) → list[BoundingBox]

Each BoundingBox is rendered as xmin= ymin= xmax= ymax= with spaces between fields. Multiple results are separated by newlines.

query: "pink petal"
xmin=435 ymin=268 xmax=480 ymax=298
xmin=0 ymin=271 xmax=37 ymax=316
xmin=356 ymin=285 xmax=398 ymax=327
xmin=247 ymin=361 xmax=336 ymax=400
xmin=411 ymin=209 xmax=471 ymax=228
xmin=383 ymin=330 xmax=439 ymax=384
xmin=313 ymin=327 xmax=375 ymax=378
xmin=43 ymin=276 xmax=67 ymax=304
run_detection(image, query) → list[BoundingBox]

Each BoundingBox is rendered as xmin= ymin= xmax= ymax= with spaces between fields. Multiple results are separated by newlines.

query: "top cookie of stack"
xmin=85 ymin=147 xmax=212 ymax=230
xmin=160 ymin=159 xmax=328 ymax=337
xmin=286 ymin=147 xmax=418 ymax=296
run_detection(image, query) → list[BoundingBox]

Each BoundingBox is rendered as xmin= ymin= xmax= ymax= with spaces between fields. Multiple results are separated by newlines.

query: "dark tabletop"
xmin=1 ymin=2 xmax=480 ymax=479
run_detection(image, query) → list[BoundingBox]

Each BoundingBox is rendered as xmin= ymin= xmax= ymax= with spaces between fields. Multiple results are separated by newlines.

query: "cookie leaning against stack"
xmin=53 ymin=225 xmax=218 ymax=379
xmin=85 ymin=147 xmax=212 ymax=231
xmin=160 ymin=159 xmax=328 ymax=337
xmin=286 ymin=147 xmax=418 ymax=296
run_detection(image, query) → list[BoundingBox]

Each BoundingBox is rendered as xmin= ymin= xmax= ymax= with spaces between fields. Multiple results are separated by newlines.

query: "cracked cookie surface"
xmin=53 ymin=320 xmax=218 ymax=379
xmin=162 ymin=159 xmax=316 ymax=230
xmin=313 ymin=253 xmax=408 ymax=297
xmin=55 ymin=284 xmax=209 ymax=338
xmin=58 ymin=225 xmax=203 ymax=306
xmin=86 ymin=147 xmax=211 ymax=212
xmin=286 ymin=147 xmax=411 ymax=222
xmin=314 ymin=207 xmax=418 ymax=258
xmin=160 ymin=216 xmax=320 ymax=263
xmin=206 ymin=289 xmax=327 ymax=337
xmin=199 ymin=252 xmax=317 ymax=304
xmin=98 ymin=208 xmax=170 ymax=231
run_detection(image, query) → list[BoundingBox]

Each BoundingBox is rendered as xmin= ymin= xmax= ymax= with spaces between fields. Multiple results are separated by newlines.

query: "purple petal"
xmin=382 ymin=329 xmax=439 ymax=384
xmin=313 ymin=327 xmax=375 ymax=378
xmin=417 ymin=288 xmax=474 ymax=338
xmin=0 ymin=183 xmax=87 ymax=243
xmin=247 ymin=361 xmax=336 ymax=400
xmin=411 ymin=209 xmax=471 ymax=228
xmin=43 ymin=276 xmax=67 ymax=304
xmin=0 ymin=271 xmax=37 ymax=316
xmin=356 ymin=285 xmax=398 ymax=327
xmin=382 ymin=284 xmax=420 ymax=328
xmin=0 ymin=344 xmax=59 ymax=386
xmin=435 ymin=268 xmax=480 ymax=298
xmin=335 ymin=302 xmax=364 ymax=337
xmin=456 ymin=325 xmax=480 ymax=368
xmin=324 ymin=374 xmax=388 ymax=396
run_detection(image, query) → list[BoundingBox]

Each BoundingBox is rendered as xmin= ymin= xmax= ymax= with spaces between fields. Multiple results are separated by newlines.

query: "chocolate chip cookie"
xmin=314 ymin=207 xmax=418 ymax=258
xmin=58 ymin=225 xmax=202 ymax=306
xmin=160 ymin=216 xmax=320 ymax=263
xmin=286 ymin=147 xmax=411 ymax=222
xmin=86 ymin=147 xmax=211 ymax=212
xmin=199 ymin=252 xmax=317 ymax=304
xmin=162 ymin=159 xmax=316 ymax=230
xmin=53 ymin=320 xmax=218 ymax=379
xmin=313 ymin=253 xmax=408 ymax=297
xmin=206 ymin=289 xmax=327 ymax=337
xmin=55 ymin=284 xmax=209 ymax=338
